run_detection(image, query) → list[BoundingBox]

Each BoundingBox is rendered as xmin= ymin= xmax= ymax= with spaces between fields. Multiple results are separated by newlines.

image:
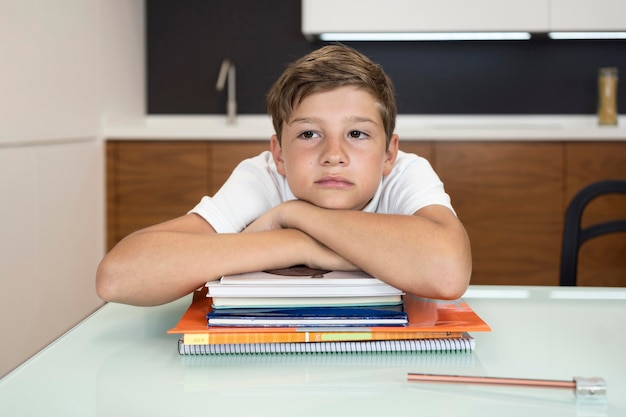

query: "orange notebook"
xmin=168 ymin=287 xmax=491 ymax=346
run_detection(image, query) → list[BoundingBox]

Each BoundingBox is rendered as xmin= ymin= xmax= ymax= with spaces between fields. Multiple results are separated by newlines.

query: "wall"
xmin=0 ymin=0 xmax=145 ymax=378
xmin=146 ymin=0 xmax=626 ymax=115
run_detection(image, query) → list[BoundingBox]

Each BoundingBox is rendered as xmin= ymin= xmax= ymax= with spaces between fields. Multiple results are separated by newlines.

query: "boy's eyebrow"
xmin=349 ymin=116 xmax=379 ymax=126
xmin=288 ymin=117 xmax=321 ymax=126
xmin=288 ymin=116 xmax=379 ymax=126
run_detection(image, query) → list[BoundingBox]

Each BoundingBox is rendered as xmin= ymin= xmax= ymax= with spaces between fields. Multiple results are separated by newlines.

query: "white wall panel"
xmin=0 ymin=140 xmax=104 ymax=377
xmin=98 ymin=0 xmax=146 ymax=126
xmin=0 ymin=0 xmax=144 ymax=377
xmin=0 ymin=0 xmax=100 ymax=145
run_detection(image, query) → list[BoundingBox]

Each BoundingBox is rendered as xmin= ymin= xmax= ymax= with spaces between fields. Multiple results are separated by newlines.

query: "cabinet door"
xmin=106 ymin=141 xmax=210 ymax=250
xmin=550 ymin=0 xmax=626 ymax=31
xmin=399 ymin=142 xmax=434 ymax=165
xmin=209 ymin=142 xmax=270 ymax=194
xmin=302 ymin=0 xmax=549 ymax=34
xmin=566 ymin=142 xmax=626 ymax=287
xmin=435 ymin=142 xmax=564 ymax=285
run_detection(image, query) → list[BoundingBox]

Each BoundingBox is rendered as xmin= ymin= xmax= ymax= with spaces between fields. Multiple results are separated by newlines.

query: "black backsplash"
xmin=147 ymin=0 xmax=625 ymax=115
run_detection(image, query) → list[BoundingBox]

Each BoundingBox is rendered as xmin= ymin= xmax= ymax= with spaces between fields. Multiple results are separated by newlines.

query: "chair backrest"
xmin=560 ymin=179 xmax=626 ymax=286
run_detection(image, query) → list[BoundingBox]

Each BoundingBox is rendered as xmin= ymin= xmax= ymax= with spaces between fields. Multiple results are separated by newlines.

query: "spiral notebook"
xmin=169 ymin=287 xmax=490 ymax=355
xmin=178 ymin=336 xmax=476 ymax=355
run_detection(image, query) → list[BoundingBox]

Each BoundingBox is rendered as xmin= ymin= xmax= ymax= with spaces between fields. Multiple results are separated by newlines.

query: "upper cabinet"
xmin=550 ymin=0 xmax=626 ymax=31
xmin=302 ymin=0 xmax=549 ymax=35
xmin=302 ymin=0 xmax=626 ymax=38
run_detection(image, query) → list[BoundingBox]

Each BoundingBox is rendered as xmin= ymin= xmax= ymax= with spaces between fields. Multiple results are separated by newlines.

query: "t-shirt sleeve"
xmin=189 ymin=151 xmax=284 ymax=233
xmin=380 ymin=152 xmax=455 ymax=216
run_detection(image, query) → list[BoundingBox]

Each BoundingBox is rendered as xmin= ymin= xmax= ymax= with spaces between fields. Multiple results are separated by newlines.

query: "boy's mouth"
xmin=315 ymin=175 xmax=354 ymax=189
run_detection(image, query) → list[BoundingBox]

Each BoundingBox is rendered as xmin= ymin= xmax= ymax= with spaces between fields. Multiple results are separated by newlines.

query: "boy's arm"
xmin=96 ymin=213 xmax=354 ymax=306
xmin=247 ymin=200 xmax=472 ymax=300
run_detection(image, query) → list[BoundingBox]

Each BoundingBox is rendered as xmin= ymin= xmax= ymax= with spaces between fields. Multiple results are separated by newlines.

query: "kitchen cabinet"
xmin=106 ymin=141 xmax=210 ymax=250
xmin=105 ymin=140 xmax=267 ymax=249
xmin=436 ymin=142 xmax=564 ymax=286
xmin=565 ymin=142 xmax=626 ymax=287
xmin=550 ymin=0 xmax=626 ymax=31
xmin=208 ymin=142 xmax=269 ymax=193
xmin=436 ymin=141 xmax=626 ymax=286
xmin=106 ymin=140 xmax=626 ymax=287
xmin=302 ymin=0 xmax=626 ymax=38
xmin=302 ymin=0 xmax=549 ymax=36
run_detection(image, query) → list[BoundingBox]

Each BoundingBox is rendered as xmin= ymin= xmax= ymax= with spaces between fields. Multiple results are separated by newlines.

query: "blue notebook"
xmin=206 ymin=305 xmax=408 ymax=327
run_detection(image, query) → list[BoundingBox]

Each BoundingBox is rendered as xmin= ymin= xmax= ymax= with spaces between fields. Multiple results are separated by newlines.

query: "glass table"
xmin=1 ymin=285 xmax=624 ymax=416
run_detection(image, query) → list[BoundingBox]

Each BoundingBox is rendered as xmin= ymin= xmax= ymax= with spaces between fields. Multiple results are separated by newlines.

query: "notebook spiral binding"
xmin=178 ymin=350 xmax=477 ymax=368
xmin=178 ymin=337 xmax=475 ymax=355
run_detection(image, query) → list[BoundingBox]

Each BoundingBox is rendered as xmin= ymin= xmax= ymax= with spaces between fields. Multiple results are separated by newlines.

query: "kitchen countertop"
xmin=103 ymin=115 xmax=626 ymax=141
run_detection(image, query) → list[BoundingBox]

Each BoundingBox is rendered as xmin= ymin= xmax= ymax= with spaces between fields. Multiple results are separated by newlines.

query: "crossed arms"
xmin=96 ymin=200 xmax=471 ymax=306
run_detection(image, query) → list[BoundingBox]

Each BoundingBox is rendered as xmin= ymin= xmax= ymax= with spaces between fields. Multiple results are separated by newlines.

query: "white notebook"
xmin=207 ymin=269 xmax=403 ymax=298
xmin=211 ymin=295 xmax=402 ymax=308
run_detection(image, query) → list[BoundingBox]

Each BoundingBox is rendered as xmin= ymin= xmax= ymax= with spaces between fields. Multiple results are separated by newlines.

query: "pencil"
xmin=407 ymin=374 xmax=606 ymax=397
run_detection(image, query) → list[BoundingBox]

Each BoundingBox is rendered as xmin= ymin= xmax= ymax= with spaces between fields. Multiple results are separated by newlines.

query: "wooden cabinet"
xmin=435 ymin=142 xmax=565 ymax=286
xmin=106 ymin=140 xmax=267 ymax=250
xmin=106 ymin=139 xmax=626 ymax=287
xmin=565 ymin=142 xmax=626 ymax=287
xmin=433 ymin=141 xmax=626 ymax=287
xmin=208 ymin=142 xmax=270 ymax=193
xmin=106 ymin=141 xmax=210 ymax=249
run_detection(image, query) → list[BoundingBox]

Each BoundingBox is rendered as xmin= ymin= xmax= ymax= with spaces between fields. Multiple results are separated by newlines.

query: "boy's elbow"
xmin=404 ymin=253 xmax=471 ymax=300
xmin=435 ymin=255 xmax=472 ymax=300
xmin=436 ymin=271 xmax=471 ymax=300
xmin=95 ymin=257 xmax=124 ymax=303
xmin=435 ymin=231 xmax=472 ymax=300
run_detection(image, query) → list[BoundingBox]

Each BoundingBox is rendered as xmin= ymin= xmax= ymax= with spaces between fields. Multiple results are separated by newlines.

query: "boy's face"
xmin=271 ymin=86 xmax=398 ymax=211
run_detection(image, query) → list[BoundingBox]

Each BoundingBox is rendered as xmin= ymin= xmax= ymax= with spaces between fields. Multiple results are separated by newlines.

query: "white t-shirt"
xmin=190 ymin=150 xmax=453 ymax=233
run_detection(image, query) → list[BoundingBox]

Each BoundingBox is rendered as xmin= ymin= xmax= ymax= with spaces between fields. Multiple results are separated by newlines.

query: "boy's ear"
xmin=382 ymin=134 xmax=399 ymax=176
xmin=270 ymin=135 xmax=286 ymax=176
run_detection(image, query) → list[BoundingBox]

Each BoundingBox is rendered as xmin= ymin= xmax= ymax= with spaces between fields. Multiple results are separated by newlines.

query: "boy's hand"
xmin=243 ymin=201 xmax=358 ymax=272
xmin=303 ymin=234 xmax=359 ymax=272
xmin=242 ymin=200 xmax=302 ymax=233
xmin=242 ymin=204 xmax=285 ymax=233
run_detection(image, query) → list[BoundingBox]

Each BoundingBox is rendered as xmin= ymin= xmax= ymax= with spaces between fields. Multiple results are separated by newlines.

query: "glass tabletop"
xmin=1 ymin=285 xmax=624 ymax=416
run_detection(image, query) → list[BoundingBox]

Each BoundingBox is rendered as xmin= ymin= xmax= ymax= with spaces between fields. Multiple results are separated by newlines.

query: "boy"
xmin=96 ymin=45 xmax=471 ymax=306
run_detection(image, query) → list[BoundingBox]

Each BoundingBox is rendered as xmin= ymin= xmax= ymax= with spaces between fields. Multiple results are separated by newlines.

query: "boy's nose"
xmin=320 ymin=136 xmax=348 ymax=166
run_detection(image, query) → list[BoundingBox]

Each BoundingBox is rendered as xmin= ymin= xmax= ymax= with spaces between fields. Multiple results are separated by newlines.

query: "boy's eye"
xmin=348 ymin=130 xmax=367 ymax=139
xmin=299 ymin=131 xmax=319 ymax=139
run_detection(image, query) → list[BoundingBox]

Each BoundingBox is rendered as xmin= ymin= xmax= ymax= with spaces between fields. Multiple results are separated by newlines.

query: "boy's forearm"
xmin=96 ymin=227 xmax=314 ymax=306
xmin=279 ymin=201 xmax=471 ymax=300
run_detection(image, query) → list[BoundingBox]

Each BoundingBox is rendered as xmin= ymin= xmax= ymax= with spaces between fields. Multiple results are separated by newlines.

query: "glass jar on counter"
xmin=598 ymin=67 xmax=618 ymax=126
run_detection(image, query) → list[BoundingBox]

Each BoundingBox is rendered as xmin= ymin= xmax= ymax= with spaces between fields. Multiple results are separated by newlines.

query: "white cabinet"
xmin=550 ymin=0 xmax=626 ymax=31
xmin=302 ymin=0 xmax=626 ymax=37
xmin=302 ymin=0 xmax=549 ymax=37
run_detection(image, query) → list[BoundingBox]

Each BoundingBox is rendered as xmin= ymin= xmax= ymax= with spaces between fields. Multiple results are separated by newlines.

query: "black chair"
xmin=560 ymin=179 xmax=626 ymax=286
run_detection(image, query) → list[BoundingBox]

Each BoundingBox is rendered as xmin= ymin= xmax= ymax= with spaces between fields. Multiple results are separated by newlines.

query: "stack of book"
xmin=168 ymin=269 xmax=491 ymax=355
xmin=206 ymin=269 xmax=407 ymax=327
xmin=206 ymin=269 xmax=404 ymax=309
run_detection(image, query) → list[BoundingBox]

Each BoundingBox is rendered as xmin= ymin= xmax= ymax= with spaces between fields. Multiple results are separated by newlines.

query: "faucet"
xmin=216 ymin=59 xmax=237 ymax=124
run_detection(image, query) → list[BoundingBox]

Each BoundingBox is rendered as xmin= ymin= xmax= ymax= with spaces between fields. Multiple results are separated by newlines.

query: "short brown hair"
xmin=267 ymin=44 xmax=397 ymax=146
